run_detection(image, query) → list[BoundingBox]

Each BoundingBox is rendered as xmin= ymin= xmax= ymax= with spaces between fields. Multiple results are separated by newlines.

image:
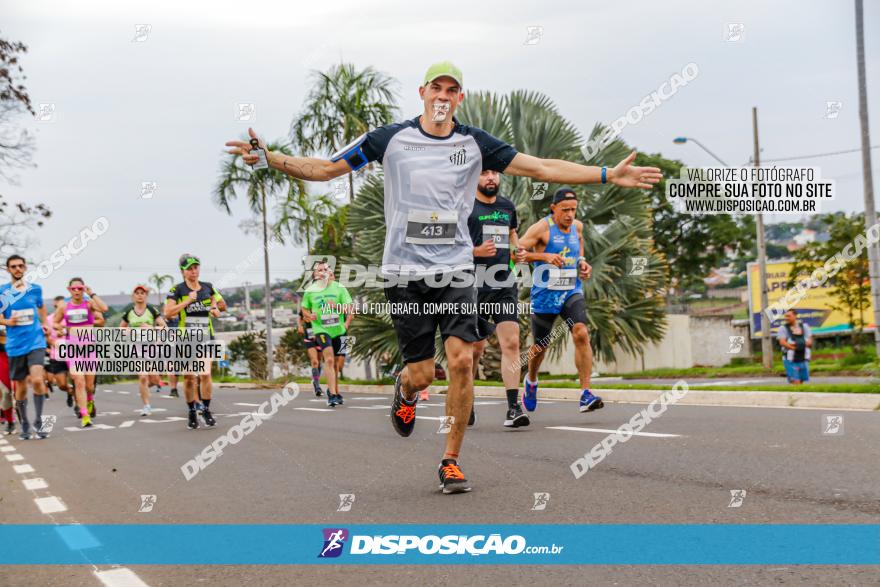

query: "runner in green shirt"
xmin=300 ymin=261 xmax=353 ymax=407
xmin=119 ymin=284 xmax=166 ymax=416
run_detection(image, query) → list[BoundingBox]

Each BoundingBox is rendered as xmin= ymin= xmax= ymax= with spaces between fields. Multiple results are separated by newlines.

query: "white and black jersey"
xmin=355 ymin=115 xmax=517 ymax=276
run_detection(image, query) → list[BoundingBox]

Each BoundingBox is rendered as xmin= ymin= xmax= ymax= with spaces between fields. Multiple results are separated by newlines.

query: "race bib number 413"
xmin=405 ymin=210 xmax=457 ymax=245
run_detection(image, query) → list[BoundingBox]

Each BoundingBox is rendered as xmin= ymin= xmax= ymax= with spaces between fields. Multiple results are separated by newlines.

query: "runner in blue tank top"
xmin=519 ymin=188 xmax=604 ymax=414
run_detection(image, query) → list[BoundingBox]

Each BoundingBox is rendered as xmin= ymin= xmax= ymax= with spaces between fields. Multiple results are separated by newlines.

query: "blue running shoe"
xmin=523 ymin=376 xmax=538 ymax=412
xmin=579 ymin=389 xmax=604 ymax=413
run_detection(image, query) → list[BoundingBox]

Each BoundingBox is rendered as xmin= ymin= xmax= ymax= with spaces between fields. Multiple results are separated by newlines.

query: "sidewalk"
xmin=222 ymin=382 xmax=880 ymax=411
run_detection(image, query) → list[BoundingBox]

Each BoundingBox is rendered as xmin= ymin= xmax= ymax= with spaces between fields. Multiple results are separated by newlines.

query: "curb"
xmin=221 ymin=382 xmax=880 ymax=411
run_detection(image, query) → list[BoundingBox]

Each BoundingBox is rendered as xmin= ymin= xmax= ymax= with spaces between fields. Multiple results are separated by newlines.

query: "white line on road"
xmin=234 ymin=402 xmax=262 ymax=407
xmin=6 ymin=453 xmax=24 ymax=461
xmin=95 ymin=567 xmax=151 ymax=587
xmin=294 ymin=407 xmax=334 ymax=412
xmin=13 ymin=464 xmax=34 ymax=473
xmin=23 ymin=477 xmax=48 ymax=490
xmin=119 ymin=420 xmax=135 ymax=428
xmin=0 ymin=445 xmax=15 ymax=452
xmin=34 ymin=496 xmax=67 ymax=514
xmin=546 ymin=426 xmax=681 ymax=438
xmin=385 ymin=414 xmax=448 ymax=421
xmin=116 ymin=391 xmax=130 ymax=395
xmin=348 ymin=406 xmax=390 ymax=410
xmin=0 ymin=438 xmax=8 ymax=444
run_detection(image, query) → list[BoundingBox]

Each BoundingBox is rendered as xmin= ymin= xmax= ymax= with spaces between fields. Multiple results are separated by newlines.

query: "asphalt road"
xmin=2 ymin=382 xmax=878 ymax=586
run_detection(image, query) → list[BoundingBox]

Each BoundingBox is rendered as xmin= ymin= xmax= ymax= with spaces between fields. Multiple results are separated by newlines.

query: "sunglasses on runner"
xmin=8 ymin=263 xmax=25 ymax=269
xmin=69 ymin=286 xmax=84 ymax=291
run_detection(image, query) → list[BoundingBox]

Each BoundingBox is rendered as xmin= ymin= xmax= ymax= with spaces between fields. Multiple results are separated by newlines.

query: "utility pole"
xmin=855 ymin=0 xmax=880 ymax=356
xmin=260 ymin=185 xmax=275 ymax=381
xmin=243 ymin=282 xmax=252 ymax=331
xmin=753 ymin=107 xmax=773 ymax=369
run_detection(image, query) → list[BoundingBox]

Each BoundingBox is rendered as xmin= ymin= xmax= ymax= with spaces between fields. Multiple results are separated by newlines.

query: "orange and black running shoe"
xmin=390 ymin=374 xmax=418 ymax=437
xmin=438 ymin=459 xmax=472 ymax=494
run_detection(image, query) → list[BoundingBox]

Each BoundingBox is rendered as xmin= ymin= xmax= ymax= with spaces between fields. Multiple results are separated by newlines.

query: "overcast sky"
xmin=2 ymin=0 xmax=878 ymax=296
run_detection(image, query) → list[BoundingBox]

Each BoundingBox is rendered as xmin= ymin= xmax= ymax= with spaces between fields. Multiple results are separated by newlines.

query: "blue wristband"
xmin=601 ymin=167 xmax=607 ymax=184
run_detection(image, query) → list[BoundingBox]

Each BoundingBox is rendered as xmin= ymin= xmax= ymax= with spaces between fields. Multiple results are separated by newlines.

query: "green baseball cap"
xmin=423 ymin=61 xmax=463 ymax=88
xmin=179 ymin=254 xmax=200 ymax=270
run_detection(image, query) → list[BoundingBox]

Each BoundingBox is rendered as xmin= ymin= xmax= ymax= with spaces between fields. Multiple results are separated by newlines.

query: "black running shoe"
xmin=4 ymin=421 xmax=14 ymax=435
xmin=314 ymin=386 xmax=323 ymax=397
xmin=335 ymin=393 xmax=344 ymax=405
xmin=468 ymin=407 xmax=475 ymax=427
xmin=169 ymin=388 xmax=179 ymax=398
xmin=390 ymin=375 xmax=417 ymax=437
xmin=327 ymin=394 xmax=336 ymax=407
xmin=187 ymin=409 xmax=198 ymax=430
xmin=66 ymin=393 xmax=73 ymax=408
xmin=438 ymin=459 xmax=472 ymax=494
xmin=504 ymin=404 xmax=530 ymax=428
xmin=201 ymin=408 xmax=216 ymax=427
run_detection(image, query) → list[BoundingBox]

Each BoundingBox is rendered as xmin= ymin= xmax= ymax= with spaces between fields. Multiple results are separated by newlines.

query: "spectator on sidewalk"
xmin=777 ymin=310 xmax=812 ymax=385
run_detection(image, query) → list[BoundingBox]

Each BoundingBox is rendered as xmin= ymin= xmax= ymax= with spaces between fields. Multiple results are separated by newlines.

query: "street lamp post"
xmin=674 ymin=134 xmax=773 ymax=368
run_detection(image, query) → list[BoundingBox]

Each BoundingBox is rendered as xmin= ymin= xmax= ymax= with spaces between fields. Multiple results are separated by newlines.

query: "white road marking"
xmin=385 ymin=414 xmax=447 ymax=421
xmin=234 ymin=402 xmax=262 ymax=407
xmin=34 ymin=496 xmax=67 ymax=514
xmin=23 ymin=477 xmax=48 ymax=490
xmin=94 ymin=567 xmax=151 ymax=587
xmin=6 ymin=453 xmax=24 ymax=461
xmin=131 ymin=408 xmax=166 ymax=413
xmin=119 ymin=420 xmax=135 ymax=428
xmin=0 ymin=438 xmax=9 ymax=444
xmin=140 ymin=417 xmax=186 ymax=423
xmin=546 ymin=426 xmax=682 ymax=438
xmin=0 ymin=445 xmax=15 ymax=452
xmin=14 ymin=464 xmax=34 ymax=473
xmin=116 ymin=391 xmax=130 ymax=395
xmin=102 ymin=411 xmax=122 ymax=415
xmin=348 ymin=406 xmax=390 ymax=410
xmin=349 ymin=396 xmax=386 ymax=401
xmin=103 ymin=389 xmax=114 ymax=393
xmin=294 ymin=407 xmax=334 ymax=412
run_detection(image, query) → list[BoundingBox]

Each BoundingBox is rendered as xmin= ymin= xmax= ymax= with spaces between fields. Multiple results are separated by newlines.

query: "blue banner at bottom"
xmin=2 ymin=524 xmax=878 ymax=565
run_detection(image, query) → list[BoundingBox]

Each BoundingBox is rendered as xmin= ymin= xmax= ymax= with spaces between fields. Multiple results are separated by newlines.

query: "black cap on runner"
xmin=552 ymin=187 xmax=578 ymax=204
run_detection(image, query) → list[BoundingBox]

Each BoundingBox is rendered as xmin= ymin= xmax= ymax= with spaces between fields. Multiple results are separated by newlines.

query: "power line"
xmin=748 ymin=144 xmax=879 ymax=164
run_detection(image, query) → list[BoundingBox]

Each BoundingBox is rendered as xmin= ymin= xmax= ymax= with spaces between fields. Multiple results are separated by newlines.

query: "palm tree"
xmin=215 ymin=139 xmax=302 ymax=381
xmin=274 ymin=190 xmax=336 ymax=253
xmin=291 ymin=62 xmax=398 ymax=202
xmin=148 ymin=273 xmax=174 ymax=307
xmin=348 ymin=91 xmax=667 ymax=368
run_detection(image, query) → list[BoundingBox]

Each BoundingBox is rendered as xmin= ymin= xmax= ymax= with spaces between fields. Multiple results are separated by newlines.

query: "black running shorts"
xmin=531 ymin=293 xmax=588 ymax=348
xmin=384 ymin=276 xmax=482 ymax=364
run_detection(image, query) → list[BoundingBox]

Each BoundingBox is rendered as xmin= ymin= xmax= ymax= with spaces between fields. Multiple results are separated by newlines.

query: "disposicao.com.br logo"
xmin=318 ymin=528 xmax=563 ymax=558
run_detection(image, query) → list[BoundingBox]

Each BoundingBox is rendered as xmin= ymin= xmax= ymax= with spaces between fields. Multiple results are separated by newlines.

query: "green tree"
xmin=291 ymin=62 xmax=397 ymax=202
xmin=788 ymin=213 xmax=873 ymax=351
xmin=228 ymin=330 xmax=267 ymax=380
xmin=0 ymin=34 xmax=49 ymax=253
xmin=274 ymin=190 xmax=335 ymax=253
xmin=275 ymin=328 xmax=309 ymax=375
xmin=148 ymin=273 xmax=174 ymax=308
